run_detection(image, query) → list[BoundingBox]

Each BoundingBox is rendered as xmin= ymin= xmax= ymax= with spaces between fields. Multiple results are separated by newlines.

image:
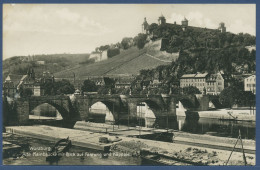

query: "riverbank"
xmin=74 ymin=121 xmax=255 ymax=154
xmin=3 ymin=133 xmax=141 ymax=165
xmin=5 ymin=125 xmax=255 ymax=165
xmin=177 ymin=109 xmax=255 ymax=121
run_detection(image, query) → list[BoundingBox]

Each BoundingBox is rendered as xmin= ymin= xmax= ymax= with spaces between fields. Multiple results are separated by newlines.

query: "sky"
xmin=3 ymin=4 xmax=256 ymax=60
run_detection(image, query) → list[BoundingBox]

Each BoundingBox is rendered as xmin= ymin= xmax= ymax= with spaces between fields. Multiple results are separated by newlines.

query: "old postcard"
xmin=2 ymin=4 xmax=256 ymax=166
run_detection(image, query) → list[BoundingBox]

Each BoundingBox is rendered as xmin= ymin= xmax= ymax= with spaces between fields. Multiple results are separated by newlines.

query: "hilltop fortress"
xmin=142 ymin=14 xmax=226 ymax=34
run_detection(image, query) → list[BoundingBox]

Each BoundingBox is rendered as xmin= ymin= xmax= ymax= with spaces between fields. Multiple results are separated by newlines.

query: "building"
xmin=181 ymin=17 xmax=189 ymax=31
xmin=115 ymin=77 xmax=135 ymax=89
xmin=180 ymin=73 xmax=224 ymax=95
xmin=33 ymin=82 xmax=42 ymax=96
xmin=205 ymin=73 xmax=225 ymax=95
xmin=180 ymin=73 xmax=208 ymax=93
xmin=147 ymin=15 xmax=227 ymax=50
xmin=3 ymin=68 xmax=47 ymax=98
xmin=244 ymin=75 xmax=256 ymax=94
xmin=86 ymin=77 xmax=105 ymax=87
xmin=36 ymin=61 xmax=45 ymax=65
xmin=149 ymin=79 xmax=162 ymax=89
xmin=158 ymin=14 xmax=166 ymax=25
xmin=3 ymin=74 xmax=27 ymax=98
xmin=218 ymin=22 xmax=226 ymax=33
xmin=115 ymin=81 xmax=131 ymax=89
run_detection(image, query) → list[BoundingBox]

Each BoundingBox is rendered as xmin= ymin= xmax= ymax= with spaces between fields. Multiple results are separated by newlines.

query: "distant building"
xmin=33 ymin=83 xmax=42 ymax=96
xmin=86 ymin=77 xmax=105 ymax=86
xmin=36 ymin=61 xmax=45 ymax=65
xmin=114 ymin=77 xmax=135 ymax=89
xmin=115 ymin=82 xmax=131 ymax=89
xmin=181 ymin=17 xmax=188 ymax=31
xmin=244 ymin=75 xmax=256 ymax=94
xmin=149 ymin=79 xmax=162 ymax=89
xmin=148 ymin=15 xmax=227 ymax=50
xmin=3 ymin=68 xmax=40 ymax=97
xmin=205 ymin=73 xmax=225 ymax=95
xmin=180 ymin=72 xmax=224 ymax=95
xmin=218 ymin=22 xmax=226 ymax=33
xmin=3 ymin=74 xmax=27 ymax=98
xmin=158 ymin=14 xmax=166 ymax=25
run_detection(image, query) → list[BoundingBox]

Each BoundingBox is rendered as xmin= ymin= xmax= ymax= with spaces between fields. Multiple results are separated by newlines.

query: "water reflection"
xmin=145 ymin=116 xmax=255 ymax=140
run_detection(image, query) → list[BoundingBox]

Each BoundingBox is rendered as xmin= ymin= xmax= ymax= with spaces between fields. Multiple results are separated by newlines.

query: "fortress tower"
xmin=181 ymin=17 xmax=188 ymax=31
xmin=158 ymin=14 xmax=166 ymax=25
xmin=218 ymin=22 xmax=226 ymax=33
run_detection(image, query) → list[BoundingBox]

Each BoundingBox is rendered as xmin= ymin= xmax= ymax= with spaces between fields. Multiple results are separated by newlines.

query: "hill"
xmin=54 ymin=40 xmax=178 ymax=78
xmin=54 ymin=45 xmax=174 ymax=79
xmin=2 ymin=53 xmax=90 ymax=79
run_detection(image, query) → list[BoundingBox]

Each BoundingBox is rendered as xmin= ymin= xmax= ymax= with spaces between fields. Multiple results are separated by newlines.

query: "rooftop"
xmin=181 ymin=73 xmax=208 ymax=78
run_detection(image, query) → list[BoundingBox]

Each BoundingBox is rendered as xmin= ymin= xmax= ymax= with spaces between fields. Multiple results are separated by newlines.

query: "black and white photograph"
xmin=2 ymin=4 xmax=256 ymax=166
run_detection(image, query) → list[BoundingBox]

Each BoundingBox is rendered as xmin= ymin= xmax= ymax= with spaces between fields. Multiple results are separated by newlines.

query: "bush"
xmin=81 ymin=80 xmax=98 ymax=92
xmin=182 ymin=86 xmax=201 ymax=95
xmin=219 ymin=86 xmax=239 ymax=108
xmin=107 ymin=48 xmax=120 ymax=58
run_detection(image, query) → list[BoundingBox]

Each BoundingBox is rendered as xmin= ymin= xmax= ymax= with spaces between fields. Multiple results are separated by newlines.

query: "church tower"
xmin=158 ymin=14 xmax=166 ymax=25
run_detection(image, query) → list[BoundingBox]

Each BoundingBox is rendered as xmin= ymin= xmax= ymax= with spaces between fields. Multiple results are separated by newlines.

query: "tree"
xmin=148 ymin=23 xmax=158 ymax=34
xmin=135 ymin=33 xmax=147 ymax=49
xmin=219 ymin=86 xmax=239 ymax=108
xmin=54 ymin=79 xmax=75 ymax=95
xmin=121 ymin=37 xmax=133 ymax=50
xmin=81 ymin=80 xmax=98 ymax=92
xmin=182 ymin=86 xmax=201 ymax=95
xmin=97 ymin=86 xmax=110 ymax=95
xmin=107 ymin=48 xmax=120 ymax=58
xmin=237 ymin=91 xmax=255 ymax=106
xmin=41 ymin=80 xmax=55 ymax=96
xmin=20 ymin=88 xmax=33 ymax=97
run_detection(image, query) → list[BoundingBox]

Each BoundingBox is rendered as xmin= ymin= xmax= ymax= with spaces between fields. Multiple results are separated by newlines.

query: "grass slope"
xmin=54 ymin=45 xmax=173 ymax=78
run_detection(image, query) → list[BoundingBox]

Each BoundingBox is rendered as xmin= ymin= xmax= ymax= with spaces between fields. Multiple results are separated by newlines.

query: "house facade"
xmin=244 ymin=75 xmax=256 ymax=94
xmin=180 ymin=73 xmax=224 ymax=95
xmin=3 ymin=68 xmax=45 ymax=98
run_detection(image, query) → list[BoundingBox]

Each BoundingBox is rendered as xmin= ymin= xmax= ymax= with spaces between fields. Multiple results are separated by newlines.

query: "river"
xmin=30 ymin=103 xmax=256 ymax=140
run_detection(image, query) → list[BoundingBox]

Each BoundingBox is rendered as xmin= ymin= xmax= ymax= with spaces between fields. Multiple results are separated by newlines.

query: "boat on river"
xmin=46 ymin=137 xmax=72 ymax=162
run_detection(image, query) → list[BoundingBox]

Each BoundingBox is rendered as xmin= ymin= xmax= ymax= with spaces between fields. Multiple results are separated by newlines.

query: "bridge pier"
xmin=15 ymin=99 xmax=30 ymax=125
xmin=196 ymin=95 xmax=209 ymax=111
xmin=76 ymin=97 xmax=90 ymax=121
xmin=166 ymin=96 xmax=177 ymax=116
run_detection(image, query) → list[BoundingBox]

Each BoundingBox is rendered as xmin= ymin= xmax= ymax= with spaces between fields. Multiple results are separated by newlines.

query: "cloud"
xmin=229 ymin=19 xmax=255 ymax=35
xmin=167 ymin=11 xmax=217 ymax=29
xmin=3 ymin=7 xmax=111 ymax=36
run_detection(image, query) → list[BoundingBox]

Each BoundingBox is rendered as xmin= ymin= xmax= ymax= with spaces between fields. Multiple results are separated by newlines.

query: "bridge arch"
xmin=29 ymin=100 xmax=71 ymax=120
xmin=87 ymin=98 xmax=124 ymax=123
xmin=135 ymin=99 xmax=163 ymax=119
xmin=88 ymin=100 xmax=119 ymax=123
xmin=178 ymin=98 xmax=194 ymax=110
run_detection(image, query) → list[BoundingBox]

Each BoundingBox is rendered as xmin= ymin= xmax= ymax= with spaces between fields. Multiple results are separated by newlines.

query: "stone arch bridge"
xmin=3 ymin=94 xmax=209 ymax=128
